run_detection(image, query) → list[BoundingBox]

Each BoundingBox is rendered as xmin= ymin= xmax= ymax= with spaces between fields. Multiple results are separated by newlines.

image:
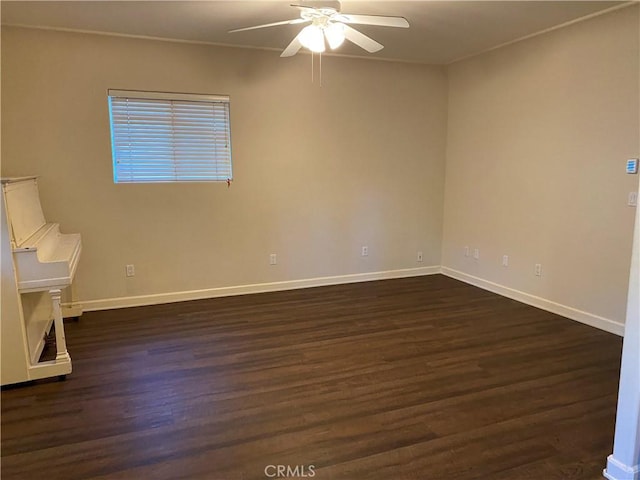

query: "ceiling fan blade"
xmin=291 ymin=3 xmax=340 ymax=13
xmin=342 ymin=24 xmax=383 ymax=53
xmin=280 ymin=33 xmax=303 ymax=57
xmin=229 ymin=18 xmax=307 ymax=33
xmin=336 ymin=14 xmax=409 ymax=28
xmin=290 ymin=4 xmax=316 ymax=11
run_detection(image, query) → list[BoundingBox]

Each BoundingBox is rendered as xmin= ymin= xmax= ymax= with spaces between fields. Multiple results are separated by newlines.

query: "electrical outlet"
xmin=361 ymin=246 xmax=369 ymax=257
xmin=535 ymin=263 xmax=542 ymax=277
xmin=126 ymin=264 xmax=135 ymax=277
xmin=270 ymin=253 xmax=277 ymax=265
xmin=417 ymin=251 xmax=423 ymax=262
xmin=464 ymin=246 xmax=470 ymax=257
xmin=629 ymin=191 xmax=638 ymax=207
xmin=473 ymin=248 xmax=480 ymax=260
xmin=502 ymin=255 xmax=509 ymax=267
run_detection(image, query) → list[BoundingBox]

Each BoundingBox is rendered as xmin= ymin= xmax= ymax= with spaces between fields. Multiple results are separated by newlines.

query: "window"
xmin=108 ymin=90 xmax=232 ymax=183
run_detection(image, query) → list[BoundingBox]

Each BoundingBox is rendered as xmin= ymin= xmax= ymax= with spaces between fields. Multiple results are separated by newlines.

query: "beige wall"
xmin=3 ymin=5 xmax=638 ymax=327
xmin=1 ymin=27 xmax=448 ymax=305
xmin=442 ymin=5 xmax=639 ymax=326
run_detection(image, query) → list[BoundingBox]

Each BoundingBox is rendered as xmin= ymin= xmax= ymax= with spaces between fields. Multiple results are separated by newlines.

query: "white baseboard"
xmin=72 ymin=265 xmax=625 ymax=337
xmin=441 ymin=267 xmax=624 ymax=336
xmin=79 ymin=266 xmax=441 ymax=312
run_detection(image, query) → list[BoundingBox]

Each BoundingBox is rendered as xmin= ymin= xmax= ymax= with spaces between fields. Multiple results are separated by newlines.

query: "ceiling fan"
xmin=229 ymin=1 xmax=409 ymax=57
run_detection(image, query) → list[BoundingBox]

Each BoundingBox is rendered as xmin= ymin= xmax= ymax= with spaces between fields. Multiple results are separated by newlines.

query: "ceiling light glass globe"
xmin=325 ymin=22 xmax=345 ymax=49
xmin=299 ymin=25 xmax=325 ymax=53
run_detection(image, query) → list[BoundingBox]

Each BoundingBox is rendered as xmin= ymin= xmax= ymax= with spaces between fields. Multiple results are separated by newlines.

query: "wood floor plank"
xmin=1 ymin=275 xmax=622 ymax=479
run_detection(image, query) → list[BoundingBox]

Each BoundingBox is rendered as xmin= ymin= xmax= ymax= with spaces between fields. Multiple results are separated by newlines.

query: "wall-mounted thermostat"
xmin=627 ymin=158 xmax=638 ymax=174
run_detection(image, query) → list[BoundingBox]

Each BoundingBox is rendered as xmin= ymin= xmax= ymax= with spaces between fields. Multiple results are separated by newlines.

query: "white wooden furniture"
xmin=1 ymin=177 xmax=82 ymax=386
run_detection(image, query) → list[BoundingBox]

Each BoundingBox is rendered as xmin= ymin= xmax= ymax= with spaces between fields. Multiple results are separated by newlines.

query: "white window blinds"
xmin=108 ymin=90 xmax=232 ymax=183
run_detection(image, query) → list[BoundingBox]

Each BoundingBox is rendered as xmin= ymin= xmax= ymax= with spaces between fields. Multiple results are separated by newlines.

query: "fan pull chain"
xmin=309 ymin=52 xmax=323 ymax=86
xmin=311 ymin=51 xmax=322 ymax=87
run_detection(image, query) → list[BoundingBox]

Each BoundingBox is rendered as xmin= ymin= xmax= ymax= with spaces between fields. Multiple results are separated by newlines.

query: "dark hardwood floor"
xmin=1 ymin=275 xmax=622 ymax=480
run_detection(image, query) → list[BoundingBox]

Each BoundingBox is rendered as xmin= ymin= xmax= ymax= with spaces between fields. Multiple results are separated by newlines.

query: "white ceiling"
xmin=1 ymin=1 xmax=629 ymax=64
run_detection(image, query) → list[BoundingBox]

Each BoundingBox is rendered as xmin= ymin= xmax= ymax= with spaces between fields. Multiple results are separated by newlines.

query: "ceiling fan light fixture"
xmin=230 ymin=2 xmax=410 ymax=59
xmin=299 ymin=25 xmax=326 ymax=53
xmin=324 ymin=22 xmax=345 ymax=49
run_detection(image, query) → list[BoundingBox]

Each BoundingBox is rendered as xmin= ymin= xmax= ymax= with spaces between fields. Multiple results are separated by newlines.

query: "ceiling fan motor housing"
xmin=299 ymin=1 xmax=342 ymax=13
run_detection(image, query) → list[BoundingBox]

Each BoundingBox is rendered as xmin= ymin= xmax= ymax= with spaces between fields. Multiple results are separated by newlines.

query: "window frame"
xmin=108 ymin=89 xmax=232 ymax=184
